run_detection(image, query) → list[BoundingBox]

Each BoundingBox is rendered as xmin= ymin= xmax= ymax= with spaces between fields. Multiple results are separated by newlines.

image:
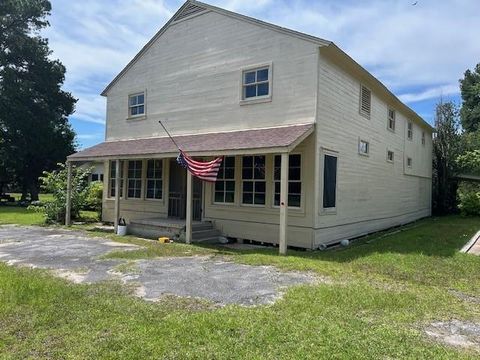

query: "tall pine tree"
xmin=459 ymin=63 xmax=480 ymax=133
xmin=0 ymin=0 xmax=76 ymax=200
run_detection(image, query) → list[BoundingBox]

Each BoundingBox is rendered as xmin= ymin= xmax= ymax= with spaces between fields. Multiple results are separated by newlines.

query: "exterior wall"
xmin=313 ymin=51 xmax=433 ymax=247
xmin=104 ymin=10 xmax=319 ymax=140
xmin=203 ymin=134 xmax=316 ymax=249
xmin=101 ymin=135 xmax=316 ymax=249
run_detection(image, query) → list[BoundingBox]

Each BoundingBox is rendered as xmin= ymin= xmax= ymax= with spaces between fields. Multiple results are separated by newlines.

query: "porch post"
xmin=65 ymin=161 xmax=72 ymax=226
xmin=185 ymin=170 xmax=193 ymax=244
xmin=114 ymin=159 xmax=121 ymax=233
xmin=279 ymin=152 xmax=289 ymax=255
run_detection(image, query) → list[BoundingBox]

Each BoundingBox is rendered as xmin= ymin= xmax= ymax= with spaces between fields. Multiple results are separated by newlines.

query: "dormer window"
xmin=129 ymin=92 xmax=145 ymax=117
xmin=241 ymin=65 xmax=271 ymax=102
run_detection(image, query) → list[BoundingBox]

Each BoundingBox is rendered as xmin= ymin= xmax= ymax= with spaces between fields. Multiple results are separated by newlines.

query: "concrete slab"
xmin=0 ymin=225 xmax=316 ymax=306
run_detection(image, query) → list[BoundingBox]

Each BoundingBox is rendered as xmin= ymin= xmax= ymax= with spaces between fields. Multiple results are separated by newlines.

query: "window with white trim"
xmin=214 ymin=156 xmax=235 ymax=203
xmin=273 ymin=154 xmax=302 ymax=208
xmin=407 ymin=157 xmax=413 ymax=168
xmin=358 ymin=139 xmax=370 ymax=156
xmin=129 ymin=92 xmax=145 ymax=117
xmin=109 ymin=160 xmax=124 ymax=198
xmin=387 ymin=150 xmax=394 ymax=163
xmin=242 ymin=67 xmax=270 ymax=100
xmin=360 ymin=85 xmax=371 ymax=117
xmin=388 ymin=108 xmax=396 ymax=131
xmin=323 ymin=154 xmax=337 ymax=209
xmin=421 ymin=131 xmax=426 ymax=145
xmin=242 ymin=155 xmax=265 ymax=205
xmin=407 ymin=122 xmax=413 ymax=140
xmin=127 ymin=160 xmax=142 ymax=198
xmin=145 ymin=159 xmax=162 ymax=199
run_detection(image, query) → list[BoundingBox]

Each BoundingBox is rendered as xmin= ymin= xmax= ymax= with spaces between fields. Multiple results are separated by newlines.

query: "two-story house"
xmin=67 ymin=0 xmax=433 ymax=252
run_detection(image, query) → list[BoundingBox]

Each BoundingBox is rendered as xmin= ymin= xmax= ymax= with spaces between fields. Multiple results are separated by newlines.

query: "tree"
xmin=0 ymin=0 xmax=77 ymax=200
xmin=459 ymin=63 xmax=480 ymax=133
xmin=432 ymin=101 xmax=463 ymax=214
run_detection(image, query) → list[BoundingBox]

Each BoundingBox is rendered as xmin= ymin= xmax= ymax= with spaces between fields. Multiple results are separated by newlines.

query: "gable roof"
xmin=100 ymin=0 xmax=433 ymax=132
xmin=100 ymin=0 xmax=331 ymax=96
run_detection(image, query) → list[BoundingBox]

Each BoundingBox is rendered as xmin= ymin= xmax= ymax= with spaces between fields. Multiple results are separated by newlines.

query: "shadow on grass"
xmin=192 ymin=215 xmax=480 ymax=262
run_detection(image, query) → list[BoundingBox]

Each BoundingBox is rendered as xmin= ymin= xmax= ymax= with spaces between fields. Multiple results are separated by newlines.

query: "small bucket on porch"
xmin=117 ymin=218 xmax=127 ymax=236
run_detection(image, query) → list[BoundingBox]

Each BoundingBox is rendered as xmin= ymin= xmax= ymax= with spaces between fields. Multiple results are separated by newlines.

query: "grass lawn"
xmin=0 ymin=215 xmax=479 ymax=358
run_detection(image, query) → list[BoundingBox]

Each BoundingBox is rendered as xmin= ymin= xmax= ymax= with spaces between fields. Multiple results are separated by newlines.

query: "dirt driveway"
xmin=0 ymin=225 xmax=314 ymax=305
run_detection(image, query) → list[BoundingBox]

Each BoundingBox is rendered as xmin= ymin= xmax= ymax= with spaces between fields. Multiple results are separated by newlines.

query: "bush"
xmin=29 ymin=163 xmax=92 ymax=224
xmin=84 ymin=181 xmax=103 ymax=217
xmin=457 ymin=182 xmax=480 ymax=216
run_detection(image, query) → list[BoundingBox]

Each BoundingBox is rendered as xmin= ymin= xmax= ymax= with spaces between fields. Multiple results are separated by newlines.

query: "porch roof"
xmin=68 ymin=123 xmax=314 ymax=161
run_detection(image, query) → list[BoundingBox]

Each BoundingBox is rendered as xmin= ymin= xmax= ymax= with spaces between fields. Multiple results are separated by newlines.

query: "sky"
xmin=42 ymin=0 xmax=480 ymax=149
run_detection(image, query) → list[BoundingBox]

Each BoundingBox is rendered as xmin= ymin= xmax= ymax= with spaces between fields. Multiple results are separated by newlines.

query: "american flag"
xmin=177 ymin=150 xmax=224 ymax=182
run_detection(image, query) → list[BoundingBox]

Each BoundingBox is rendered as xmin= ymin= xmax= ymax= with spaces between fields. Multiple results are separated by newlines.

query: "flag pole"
xmin=159 ymin=120 xmax=181 ymax=151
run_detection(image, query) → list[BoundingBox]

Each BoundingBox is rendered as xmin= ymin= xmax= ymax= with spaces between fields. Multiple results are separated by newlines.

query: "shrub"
xmin=84 ymin=180 xmax=103 ymax=217
xmin=29 ymin=163 xmax=92 ymax=224
xmin=457 ymin=182 xmax=480 ymax=216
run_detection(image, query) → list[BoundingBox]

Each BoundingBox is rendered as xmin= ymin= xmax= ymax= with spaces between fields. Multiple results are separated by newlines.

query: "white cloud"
xmin=43 ymin=0 xmax=480 ymax=140
xmin=398 ymin=84 xmax=460 ymax=103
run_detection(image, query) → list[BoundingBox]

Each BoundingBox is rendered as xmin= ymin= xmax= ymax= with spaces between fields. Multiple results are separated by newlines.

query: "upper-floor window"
xmin=387 ymin=150 xmax=394 ymax=163
xmin=388 ymin=108 xmax=396 ymax=131
xmin=421 ymin=131 xmax=426 ymax=145
xmin=407 ymin=157 xmax=413 ymax=168
xmin=359 ymin=85 xmax=371 ymax=118
xmin=242 ymin=155 xmax=265 ymax=205
xmin=358 ymin=139 xmax=370 ymax=156
xmin=273 ymin=154 xmax=302 ymax=208
xmin=407 ymin=122 xmax=413 ymax=140
xmin=129 ymin=92 xmax=145 ymax=117
xmin=215 ymin=156 xmax=235 ymax=204
xmin=242 ymin=66 xmax=270 ymax=100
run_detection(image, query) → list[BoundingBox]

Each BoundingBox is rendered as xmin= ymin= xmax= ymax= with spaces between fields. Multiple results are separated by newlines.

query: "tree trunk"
xmin=29 ymin=182 xmax=39 ymax=201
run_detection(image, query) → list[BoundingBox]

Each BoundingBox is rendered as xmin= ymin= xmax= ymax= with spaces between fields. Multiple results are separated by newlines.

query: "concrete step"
xmin=195 ymin=236 xmax=221 ymax=245
xmin=192 ymin=222 xmax=214 ymax=231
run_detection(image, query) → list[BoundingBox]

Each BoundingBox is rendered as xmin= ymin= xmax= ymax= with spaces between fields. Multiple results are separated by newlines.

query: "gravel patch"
xmin=0 ymin=225 xmax=316 ymax=306
xmin=425 ymin=320 xmax=480 ymax=350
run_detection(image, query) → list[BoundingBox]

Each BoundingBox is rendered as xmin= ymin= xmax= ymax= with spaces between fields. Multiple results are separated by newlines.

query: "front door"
xmin=168 ymin=159 xmax=202 ymax=221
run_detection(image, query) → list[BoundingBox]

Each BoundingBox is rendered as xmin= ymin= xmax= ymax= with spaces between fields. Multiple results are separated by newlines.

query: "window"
xmin=242 ymin=66 xmax=270 ymax=100
xmin=91 ymin=174 xmax=99 ymax=182
xmin=146 ymin=159 xmax=163 ymax=199
xmin=273 ymin=154 xmax=302 ymax=208
xmin=214 ymin=156 xmax=235 ymax=203
xmin=388 ymin=108 xmax=396 ymax=131
xmin=127 ymin=160 xmax=142 ymax=198
xmin=242 ymin=155 xmax=265 ymax=205
xmin=358 ymin=139 xmax=370 ymax=156
xmin=407 ymin=122 xmax=413 ymax=140
xmin=421 ymin=131 xmax=426 ymax=145
xmin=323 ymin=154 xmax=337 ymax=209
xmin=129 ymin=92 xmax=145 ymax=117
xmin=109 ymin=160 xmax=124 ymax=198
xmin=387 ymin=150 xmax=394 ymax=163
xmin=407 ymin=157 xmax=413 ymax=168
xmin=359 ymin=85 xmax=371 ymax=117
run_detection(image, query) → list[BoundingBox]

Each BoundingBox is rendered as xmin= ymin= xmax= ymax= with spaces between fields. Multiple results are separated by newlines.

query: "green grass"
xmin=0 ymin=206 xmax=46 ymax=225
xmin=0 ymin=216 xmax=479 ymax=358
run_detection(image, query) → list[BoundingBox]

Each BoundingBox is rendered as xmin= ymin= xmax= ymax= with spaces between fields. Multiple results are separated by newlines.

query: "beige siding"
xmin=105 ymin=11 xmax=319 ymax=141
xmin=313 ymin=51 xmax=433 ymax=246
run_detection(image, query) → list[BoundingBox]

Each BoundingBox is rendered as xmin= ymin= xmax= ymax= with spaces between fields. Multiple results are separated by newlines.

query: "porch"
xmin=66 ymin=124 xmax=314 ymax=254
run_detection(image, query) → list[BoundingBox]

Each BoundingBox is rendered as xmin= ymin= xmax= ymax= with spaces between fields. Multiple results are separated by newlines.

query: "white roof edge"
xmin=325 ymin=44 xmax=434 ymax=132
xmin=100 ymin=0 xmax=331 ymax=96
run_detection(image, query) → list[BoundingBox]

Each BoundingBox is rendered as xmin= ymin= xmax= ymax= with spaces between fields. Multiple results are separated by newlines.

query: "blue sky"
xmin=43 ymin=0 xmax=480 ymax=149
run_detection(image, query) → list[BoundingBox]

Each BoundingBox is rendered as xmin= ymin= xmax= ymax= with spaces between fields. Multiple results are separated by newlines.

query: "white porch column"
xmin=185 ymin=170 xmax=193 ymax=244
xmin=114 ymin=159 xmax=121 ymax=233
xmin=65 ymin=161 xmax=72 ymax=226
xmin=279 ymin=152 xmax=289 ymax=255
